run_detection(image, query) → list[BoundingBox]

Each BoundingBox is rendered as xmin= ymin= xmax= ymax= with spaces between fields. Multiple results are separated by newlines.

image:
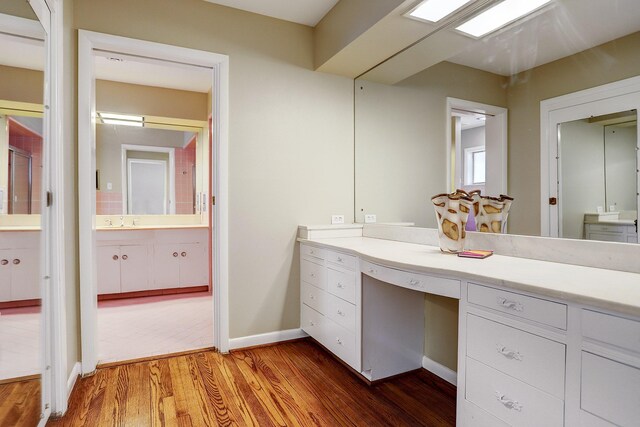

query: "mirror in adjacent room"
xmin=354 ymin=0 xmax=640 ymax=243
xmin=558 ymin=110 xmax=638 ymax=242
xmin=0 ymin=1 xmax=49 ymax=426
xmin=93 ymin=50 xmax=211 ymax=226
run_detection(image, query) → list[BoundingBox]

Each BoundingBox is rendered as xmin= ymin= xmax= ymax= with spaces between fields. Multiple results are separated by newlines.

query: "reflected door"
xmin=127 ymin=160 xmax=167 ymax=215
xmin=8 ymin=149 xmax=32 ymax=214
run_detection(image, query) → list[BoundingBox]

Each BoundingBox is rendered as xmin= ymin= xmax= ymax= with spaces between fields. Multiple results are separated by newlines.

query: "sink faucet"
xmin=133 ymin=218 xmax=139 ymax=227
xmin=104 ymin=218 xmax=112 ymax=227
xmin=120 ymin=216 xmax=125 ymax=227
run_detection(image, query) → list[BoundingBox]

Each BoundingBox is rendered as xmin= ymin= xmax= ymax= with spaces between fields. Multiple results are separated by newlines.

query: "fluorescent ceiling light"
xmin=409 ymin=0 xmax=472 ymax=22
xmin=98 ymin=112 xmax=144 ymax=127
xmin=456 ymin=0 xmax=552 ymax=38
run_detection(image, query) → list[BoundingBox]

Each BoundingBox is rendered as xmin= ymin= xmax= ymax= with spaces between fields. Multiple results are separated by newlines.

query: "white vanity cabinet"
xmin=97 ymin=245 xmax=150 ymax=294
xmin=0 ymin=232 xmax=40 ymax=303
xmin=584 ymin=222 xmax=637 ymax=243
xmin=97 ymin=227 xmax=209 ymax=296
xmin=460 ymin=284 xmax=567 ymax=427
xmin=300 ymin=244 xmax=359 ymax=370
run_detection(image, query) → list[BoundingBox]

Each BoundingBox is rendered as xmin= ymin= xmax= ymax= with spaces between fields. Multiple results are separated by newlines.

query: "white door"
xmin=152 ymin=244 xmax=180 ymax=289
xmin=97 ymin=246 xmax=121 ymax=295
xmin=10 ymin=248 xmax=40 ymax=301
xmin=128 ymin=159 xmax=167 ymax=215
xmin=119 ymin=245 xmax=149 ymax=293
xmin=0 ymin=250 xmax=11 ymax=302
xmin=179 ymin=242 xmax=208 ymax=287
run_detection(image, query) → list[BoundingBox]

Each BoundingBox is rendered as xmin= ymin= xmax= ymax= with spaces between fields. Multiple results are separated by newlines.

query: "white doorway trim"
xmin=540 ymin=75 xmax=640 ymax=238
xmin=446 ymin=98 xmax=508 ymax=195
xmin=120 ymin=144 xmax=176 ymax=215
xmin=78 ymin=30 xmax=230 ymax=375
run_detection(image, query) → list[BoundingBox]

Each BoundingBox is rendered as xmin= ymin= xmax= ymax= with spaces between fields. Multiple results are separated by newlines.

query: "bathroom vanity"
xmin=96 ymin=226 xmax=209 ymax=298
xmin=0 ymin=229 xmax=40 ymax=306
xmin=298 ymin=225 xmax=640 ymax=427
xmin=584 ymin=212 xmax=638 ymax=243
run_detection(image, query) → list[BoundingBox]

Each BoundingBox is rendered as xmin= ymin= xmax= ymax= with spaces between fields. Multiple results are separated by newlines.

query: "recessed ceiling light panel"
xmin=98 ymin=112 xmax=144 ymax=127
xmin=456 ymin=0 xmax=552 ymax=38
xmin=408 ymin=0 xmax=473 ymax=23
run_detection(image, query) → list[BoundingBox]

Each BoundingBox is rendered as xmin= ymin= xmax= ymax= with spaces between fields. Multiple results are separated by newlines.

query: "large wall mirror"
xmin=0 ymin=0 xmax=52 ymax=425
xmin=355 ymin=0 xmax=640 ymax=244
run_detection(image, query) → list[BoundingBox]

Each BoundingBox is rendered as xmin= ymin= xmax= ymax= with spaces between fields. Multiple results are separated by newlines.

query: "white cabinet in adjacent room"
xmin=0 ymin=232 xmax=40 ymax=303
xmin=97 ymin=245 xmax=150 ymax=294
xmin=152 ymin=242 xmax=208 ymax=288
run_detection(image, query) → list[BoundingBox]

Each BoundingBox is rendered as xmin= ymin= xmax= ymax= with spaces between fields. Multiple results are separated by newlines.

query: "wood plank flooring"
xmin=48 ymin=340 xmax=456 ymax=426
xmin=0 ymin=379 xmax=41 ymax=427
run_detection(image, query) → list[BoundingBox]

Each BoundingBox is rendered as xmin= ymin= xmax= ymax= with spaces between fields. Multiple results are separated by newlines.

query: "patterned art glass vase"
xmin=431 ymin=190 xmax=474 ymax=253
xmin=469 ymin=191 xmax=514 ymax=233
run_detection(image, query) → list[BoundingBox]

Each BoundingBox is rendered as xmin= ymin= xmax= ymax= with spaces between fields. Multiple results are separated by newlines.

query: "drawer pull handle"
xmin=310 ymin=273 xmax=316 ymax=278
xmin=122 ymin=255 xmax=128 ymax=261
xmin=112 ymin=255 xmax=119 ymax=261
xmin=495 ymin=392 xmax=522 ymax=412
xmin=368 ymin=268 xmax=376 ymax=274
xmin=173 ymin=252 xmax=179 ymax=257
xmin=309 ymin=249 xmax=315 ymax=254
xmin=336 ymin=337 xmax=342 ymax=345
xmin=409 ymin=279 xmax=420 ymax=286
xmin=1 ymin=259 xmax=8 ymax=266
xmin=337 ymin=256 xmax=343 ymax=262
xmin=309 ymin=321 xmax=314 ymax=326
xmin=13 ymin=259 xmax=20 ymax=265
xmin=337 ymin=282 xmax=345 ymax=289
xmin=310 ymin=295 xmax=315 ymax=300
xmin=337 ymin=309 xmax=344 ymax=316
xmin=497 ymin=297 xmax=524 ymax=312
xmin=181 ymin=252 xmax=187 ymax=257
xmin=496 ymin=345 xmax=523 ymax=361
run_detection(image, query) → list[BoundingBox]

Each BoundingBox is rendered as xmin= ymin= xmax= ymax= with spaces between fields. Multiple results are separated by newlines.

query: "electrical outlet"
xmin=364 ymin=214 xmax=377 ymax=223
xmin=331 ymin=215 xmax=345 ymax=224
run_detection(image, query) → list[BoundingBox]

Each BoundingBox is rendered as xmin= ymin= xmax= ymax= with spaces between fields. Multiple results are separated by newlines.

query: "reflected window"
xmin=465 ymin=147 xmax=485 ymax=185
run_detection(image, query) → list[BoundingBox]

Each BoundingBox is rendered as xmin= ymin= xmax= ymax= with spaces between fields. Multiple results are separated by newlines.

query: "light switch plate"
xmin=365 ymin=214 xmax=377 ymax=223
xmin=331 ymin=215 xmax=345 ymax=224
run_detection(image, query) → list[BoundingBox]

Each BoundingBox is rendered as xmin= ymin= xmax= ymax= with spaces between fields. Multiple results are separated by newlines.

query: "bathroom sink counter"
xmin=298 ymin=236 xmax=640 ymax=317
xmin=97 ymin=225 xmax=209 ymax=231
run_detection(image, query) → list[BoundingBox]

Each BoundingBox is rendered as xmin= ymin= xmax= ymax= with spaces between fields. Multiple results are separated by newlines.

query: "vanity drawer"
xmin=361 ymin=260 xmax=460 ymax=299
xmin=467 ymin=314 xmax=566 ymax=398
xmin=581 ymin=352 xmax=640 ymax=427
xmin=301 ymin=281 xmax=329 ymax=315
xmin=467 ymin=283 xmax=567 ymax=330
xmin=327 ymin=266 xmax=356 ymax=304
xmin=465 ymin=357 xmax=564 ymax=427
xmin=582 ymin=309 xmax=640 ymax=354
xmin=327 ymin=293 xmax=356 ymax=333
xmin=326 ymin=250 xmax=356 ymax=270
xmin=300 ymin=258 xmax=326 ymax=290
xmin=325 ymin=317 xmax=357 ymax=368
xmin=587 ymin=224 xmax=624 ymax=233
xmin=301 ymin=304 xmax=325 ymax=343
xmin=300 ymin=244 xmax=326 ymax=261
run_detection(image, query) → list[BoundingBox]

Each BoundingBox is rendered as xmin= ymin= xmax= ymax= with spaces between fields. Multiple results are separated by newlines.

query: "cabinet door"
xmin=152 ymin=244 xmax=180 ymax=289
xmin=97 ymin=246 xmax=121 ymax=295
xmin=120 ymin=245 xmax=150 ymax=293
xmin=178 ymin=242 xmax=208 ymax=287
xmin=0 ymin=249 xmax=12 ymax=302
xmin=10 ymin=248 xmax=40 ymax=301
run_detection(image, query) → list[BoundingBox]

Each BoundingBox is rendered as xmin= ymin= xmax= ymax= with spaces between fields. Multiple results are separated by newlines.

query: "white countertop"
xmin=299 ymin=236 xmax=640 ymax=317
xmin=585 ymin=219 xmax=636 ymax=225
xmin=96 ymin=225 xmax=209 ymax=231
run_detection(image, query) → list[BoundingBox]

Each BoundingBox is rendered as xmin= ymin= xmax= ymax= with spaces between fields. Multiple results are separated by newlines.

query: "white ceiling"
xmin=448 ymin=0 xmax=640 ymax=76
xmin=93 ymin=51 xmax=212 ymax=93
xmin=202 ymin=0 xmax=339 ymax=26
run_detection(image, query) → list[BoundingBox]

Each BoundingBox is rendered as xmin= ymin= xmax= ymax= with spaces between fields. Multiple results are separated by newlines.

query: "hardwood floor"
xmin=49 ymin=340 xmax=456 ymax=426
xmin=0 ymin=378 xmax=41 ymax=427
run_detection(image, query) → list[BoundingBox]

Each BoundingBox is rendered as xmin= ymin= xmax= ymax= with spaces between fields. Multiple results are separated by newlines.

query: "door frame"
xmin=446 ymin=98 xmax=508 ymax=196
xmin=121 ymin=144 xmax=175 ymax=215
xmin=78 ymin=30 xmax=230 ymax=374
xmin=540 ymin=75 xmax=640 ymax=239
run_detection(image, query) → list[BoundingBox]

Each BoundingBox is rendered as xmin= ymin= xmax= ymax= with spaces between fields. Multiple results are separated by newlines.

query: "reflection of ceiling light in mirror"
xmin=409 ymin=0 xmax=472 ymax=22
xmin=98 ymin=112 xmax=144 ymax=127
xmin=456 ymin=0 xmax=552 ymax=38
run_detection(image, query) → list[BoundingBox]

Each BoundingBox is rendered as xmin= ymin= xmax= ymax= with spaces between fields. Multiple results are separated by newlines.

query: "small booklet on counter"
xmin=457 ymin=250 xmax=493 ymax=259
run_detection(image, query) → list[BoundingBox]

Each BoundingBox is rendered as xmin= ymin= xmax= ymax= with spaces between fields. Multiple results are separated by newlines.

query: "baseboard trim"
xmin=66 ymin=362 xmax=82 ymax=399
xmin=229 ymin=328 xmax=308 ymax=351
xmin=422 ymin=356 xmax=457 ymax=386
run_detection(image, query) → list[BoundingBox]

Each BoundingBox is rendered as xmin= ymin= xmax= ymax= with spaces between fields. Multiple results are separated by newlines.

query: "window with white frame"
xmin=464 ymin=146 xmax=486 ymax=185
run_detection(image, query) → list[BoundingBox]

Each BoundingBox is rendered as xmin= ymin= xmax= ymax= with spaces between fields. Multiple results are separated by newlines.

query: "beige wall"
xmin=96 ymin=80 xmax=208 ymax=121
xmin=69 ymin=0 xmax=354 ymax=371
xmin=0 ymin=65 xmax=44 ymax=104
xmin=0 ymin=1 xmax=38 ymax=20
xmin=507 ymin=31 xmax=640 ymax=236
